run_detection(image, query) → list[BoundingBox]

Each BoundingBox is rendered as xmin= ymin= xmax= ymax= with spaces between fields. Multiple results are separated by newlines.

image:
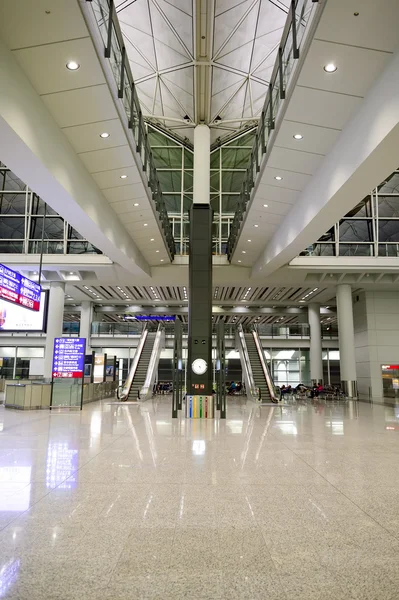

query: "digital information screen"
xmin=0 ymin=264 xmax=42 ymax=311
xmin=0 ymin=291 xmax=47 ymax=332
xmin=52 ymin=338 xmax=86 ymax=379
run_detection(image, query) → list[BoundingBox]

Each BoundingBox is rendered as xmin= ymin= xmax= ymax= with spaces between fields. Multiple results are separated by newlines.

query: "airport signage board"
xmin=52 ymin=338 xmax=86 ymax=379
xmin=0 ymin=264 xmax=42 ymax=311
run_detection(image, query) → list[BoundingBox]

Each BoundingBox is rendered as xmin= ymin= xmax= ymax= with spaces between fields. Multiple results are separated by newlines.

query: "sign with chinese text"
xmin=0 ymin=264 xmax=42 ymax=311
xmin=52 ymin=338 xmax=86 ymax=379
xmin=134 ymin=315 xmax=175 ymax=321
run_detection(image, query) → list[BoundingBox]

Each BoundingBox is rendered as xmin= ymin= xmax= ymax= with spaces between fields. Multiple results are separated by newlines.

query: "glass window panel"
xmin=378 ymin=171 xmax=399 ymax=194
xmin=211 ymin=196 xmax=219 ymax=213
xmin=30 ymin=195 xmax=59 ymax=215
xmin=378 ymin=196 xmax=399 ymax=218
xmin=345 ymin=196 xmax=372 ymax=217
xmin=152 ymin=147 xmax=182 ymax=168
xmin=339 ymin=219 xmax=373 ymax=242
xmin=164 ymin=195 xmax=181 ymax=213
xmin=0 ymin=241 xmax=24 ymax=253
xmin=148 ymin=129 xmax=180 ymax=147
xmin=221 ymin=194 xmax=239 ymax=213
xmin=378 ymin=244 xmax=399 ymax=257
xmin=67 ymin=241 xmax=101 ymax=254
xmin=0 ymin=217 xmax=25 ymax=239
xmin=318 ymin=226 xmax=335 ymax=243
xmin=157 ymin=170 xmax=182 ymax=193
xmin=0 ymin=192 xmax=26 ymax=215
xmin=221 ymin=222 xmax=229 ymax=238
xmin=67 ymin=226 xmax=84 ymax=240
xmin=339 ymin=244 xmax=373 ymax=256
xmin=183 ymin=195 xmax=192 ymax=213
xmin=173 ymin=222 xmax=181 ymax=237
xmin=0 ymin=167 xmax=25 ymax=192
xmin=210 ymin=171 xmax=219 ymax=193
xmin=299 ymin=243 xmax=335 ymax=256
xmin=28 ymin=240 xmax=64 ymax=253
xmin=225 ymin=131 xmax=255 ymax=147
xmin=210 ymin=150 xmax=220 ymax=169
xmin=378 ymin=220 xmax=399 ymax=242
xmin=184 ymin=149 xmax=193 ymax=169
xmin=222 ymin=148 xmax=251 ymax=169
xmin=184 ymin=171 xmax=193 ymax=193
xmin=30 ymin=217 xmax=64 ymax=239
xmin=222 ymin=171 xmax=246 ymax=193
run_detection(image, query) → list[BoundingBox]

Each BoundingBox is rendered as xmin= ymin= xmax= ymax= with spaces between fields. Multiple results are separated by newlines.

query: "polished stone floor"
xmin=0 ymin=396 xmax=399 ymax=599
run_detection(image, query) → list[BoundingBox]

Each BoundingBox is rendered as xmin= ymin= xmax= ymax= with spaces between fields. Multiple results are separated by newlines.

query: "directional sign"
xmin=134 ymin=315 xmax=175 ymax=321
xmin=0 ymin=264 xmax=41 ymax=311
xmin=52 ymin=338 xmax=86 ymax=379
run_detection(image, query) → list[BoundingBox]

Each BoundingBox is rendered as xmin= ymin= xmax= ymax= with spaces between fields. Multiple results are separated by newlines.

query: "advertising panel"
xmin=0 ymin=264 xmax=42 ymax=311
xmin=0 ymin=291 xmax=47 ymax=332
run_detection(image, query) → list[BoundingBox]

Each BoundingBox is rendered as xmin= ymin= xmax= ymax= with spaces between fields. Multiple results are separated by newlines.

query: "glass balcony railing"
xmin=256 ymin=323 xmax=338 ymax=339
xmin=226 ymin=0 xmax=319 ymax=259
xmin=87 ymin=0 xmax=175 ymax=259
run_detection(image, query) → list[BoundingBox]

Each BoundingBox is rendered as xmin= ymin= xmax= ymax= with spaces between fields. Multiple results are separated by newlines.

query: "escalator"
xmin=237 ymin=325 xmax=280 ymax=403
xmin=119 ymin=324 xmax=164 ymax=401
xmin=244 ymin=333 xmax=272 ymax=402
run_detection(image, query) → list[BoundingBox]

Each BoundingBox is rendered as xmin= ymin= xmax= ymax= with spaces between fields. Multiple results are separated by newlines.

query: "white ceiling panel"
xmin=13 ymin=38 xmax=105 ymax=95
xmin=298 ymin=40 xmax=392 ymax=98
xmin=63 ymin=120 xmax=127 ymax=154
xmin=0 ymin=0 xmax=88 ymax=50
xmin=284 ymin=86 xmax=361 ymax=130
xmin=266 ymin=147 xmax=324 ymax=176
xmin=251 ymin=202 xmax=291 ymax=217
xmin=78 ymin=145 xmax=135 ymax=174
xmin=42 ymin=85 xmax=119 ymax=128
xmin=315 ymin=0 xmax=399 ymax=53
xmin=102 ymin=183 xmax=147 ymax=203
xmin=261 ymin=167 xmax=311 ymax=191
xmin=91 ymin=165 xmax=142 ymax=189
xmin=275 ymin=121 xmax=340 ymax=155
xmin=254 ymin=184 xmax=300 ymax=205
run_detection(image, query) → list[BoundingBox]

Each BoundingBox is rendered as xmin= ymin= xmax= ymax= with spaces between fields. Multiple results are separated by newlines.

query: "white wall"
xmin=354 ymin=291 xmax=399 ymax=398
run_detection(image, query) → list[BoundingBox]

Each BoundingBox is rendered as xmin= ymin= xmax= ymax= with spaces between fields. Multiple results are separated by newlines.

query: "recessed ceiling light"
xmin=100 ymin=132 xmax=110 ymax=139
xmin=242 ymin=251 xmax=246 ymax=254
xmin=133 ymin=203 xmax=139 ymax=207
xmin=275 ymin=176 xmax=283 ymax=181
xmin=66 ymin=61 xmax=80 ymax=71
xmin=238 ymin=260 xmax=242 ymax=263
xmin=69 ymin=272 xmax=74 ymax=275
xmin=254 ymin=224 xmax=259 ymax=228
xmin=33 ymin=271 xmax=38 ymax=275
xmin=150 ymin=238 xmax=154 ymax=241
xmin=120 ymin=175 xmax=128 ymax=179
xmin=144 ymin=223 xmax=148 ymax=227
xmin=293 ymin=134 xmax=303 ymax=140
xmin=247 ymin=239 xmax=252 ymax=242
xmin=156 ymin=250 xmax=160 ymax=253
xmin=263 ymin=204 xmax=268 ymax=208
xmin=160 ymin=259 xmax=164 ymax=262
xmin=324 ymin=63 xmax=337 ymax=73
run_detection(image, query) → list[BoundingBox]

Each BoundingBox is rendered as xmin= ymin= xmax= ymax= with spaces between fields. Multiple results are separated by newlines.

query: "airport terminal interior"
xmin=0 ymin=0 xmax=399 ymax=598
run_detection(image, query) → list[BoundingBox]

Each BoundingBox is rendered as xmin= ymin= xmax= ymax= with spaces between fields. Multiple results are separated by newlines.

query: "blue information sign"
xmin=0 ymin=264 xmax=42 ymax=311
xmin=52 ymin=338 xmax=86 ymax=379
xmin=134 ymin=315 xmax=176 ymax=321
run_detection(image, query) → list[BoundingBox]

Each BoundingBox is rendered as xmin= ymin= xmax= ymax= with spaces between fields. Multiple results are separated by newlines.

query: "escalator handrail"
xmin=252 ymin=327 xmax=280 ymax=403
xmin=140 ymin=323 xmax=164 ymax=399
xmin=118 ymin=325 xmax=148 ymax=400
xmin=237 ymin=324 xmax=259 ymax=402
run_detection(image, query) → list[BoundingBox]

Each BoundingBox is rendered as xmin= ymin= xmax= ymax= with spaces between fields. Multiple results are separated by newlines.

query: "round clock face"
xmin=192 ymin=358 xmax=207 ymax=375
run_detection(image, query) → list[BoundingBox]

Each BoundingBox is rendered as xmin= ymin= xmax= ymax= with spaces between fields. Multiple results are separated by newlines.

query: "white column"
xmin=79 ymin=301 xmax=93 ymax=353
xmin=336 ymin=284 xmax=357 ymax=397
xmin=308 ymin=303 xmax=323 ymax=384
xmin=43 ymin=282 xmax=65 ymax=379
xmin=193 ymin=124 xmax=210 ymax=204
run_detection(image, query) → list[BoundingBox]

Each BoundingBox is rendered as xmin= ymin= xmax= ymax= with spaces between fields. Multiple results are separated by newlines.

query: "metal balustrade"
xmin=86 ymin=0 xmax=175 ymax=258
xmin=226 ymin=0 xmax=319 ymax=259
